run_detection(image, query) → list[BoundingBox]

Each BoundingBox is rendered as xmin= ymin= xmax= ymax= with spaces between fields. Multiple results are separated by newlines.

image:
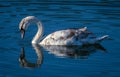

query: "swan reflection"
xmin=19 ymin=44 xmax=43 ymax=68
xmin=42 ymin=44 xmax=106 ymax=58
xmin=19 ymin=44 xmax=106 ymax=68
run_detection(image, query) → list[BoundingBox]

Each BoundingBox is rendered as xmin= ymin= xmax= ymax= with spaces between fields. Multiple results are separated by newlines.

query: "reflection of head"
xmin=19 ymin=45 xmax=43 ymax=68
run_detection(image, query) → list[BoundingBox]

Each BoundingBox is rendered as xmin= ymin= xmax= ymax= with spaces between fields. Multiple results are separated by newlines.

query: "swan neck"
xmin=32 ymin=21 xmax=43 ymax=44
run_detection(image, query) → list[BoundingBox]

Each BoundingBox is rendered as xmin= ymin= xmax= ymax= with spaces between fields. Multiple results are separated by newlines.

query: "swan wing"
xmin=40 ymin=27 xmax=94 ymax=45
xmin=40 ymin=29 xmax=78 ymax=45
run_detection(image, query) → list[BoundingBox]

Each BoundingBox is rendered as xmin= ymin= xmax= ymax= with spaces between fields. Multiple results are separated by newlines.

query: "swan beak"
xmin=20 ymin=29 xmax=25 ymax=39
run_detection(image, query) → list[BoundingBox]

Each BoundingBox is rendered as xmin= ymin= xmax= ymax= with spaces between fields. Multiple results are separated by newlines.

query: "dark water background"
xmin=0 ymin=0 xmax=120 ymax=77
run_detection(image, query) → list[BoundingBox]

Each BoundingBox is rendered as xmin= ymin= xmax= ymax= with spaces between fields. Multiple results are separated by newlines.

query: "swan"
xmin=19 ymin=16 xmax=108 ymax=45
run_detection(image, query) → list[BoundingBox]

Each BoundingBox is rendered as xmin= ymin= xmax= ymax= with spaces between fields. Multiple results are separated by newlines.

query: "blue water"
xmin=0 ymin=0 xmax=120 ymax=77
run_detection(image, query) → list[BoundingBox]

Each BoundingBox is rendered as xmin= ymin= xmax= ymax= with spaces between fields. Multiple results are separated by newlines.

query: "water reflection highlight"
xmin=42 ymin=44 xmax=106 ymax=58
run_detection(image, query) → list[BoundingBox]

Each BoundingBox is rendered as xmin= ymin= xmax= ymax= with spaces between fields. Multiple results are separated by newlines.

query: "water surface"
xmin=0 ymin=0 xmax=120 ymax=77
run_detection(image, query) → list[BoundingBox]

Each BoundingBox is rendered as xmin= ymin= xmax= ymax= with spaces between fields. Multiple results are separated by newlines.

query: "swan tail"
xmin=96 ymin=35 xmax=109 ymax=42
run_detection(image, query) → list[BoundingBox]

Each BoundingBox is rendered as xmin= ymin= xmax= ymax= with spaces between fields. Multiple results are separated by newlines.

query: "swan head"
xmin=19 ymin=16 xmax=39 ymax=39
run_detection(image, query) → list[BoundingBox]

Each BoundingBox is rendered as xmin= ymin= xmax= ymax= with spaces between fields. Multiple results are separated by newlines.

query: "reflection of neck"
xmin=32 ymin=21 xmax=43 ymax=44
xmin=32 ymin=44 xmax=43 ymax=63
xmin=19 ymin=44 xmax=43 ymax=68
